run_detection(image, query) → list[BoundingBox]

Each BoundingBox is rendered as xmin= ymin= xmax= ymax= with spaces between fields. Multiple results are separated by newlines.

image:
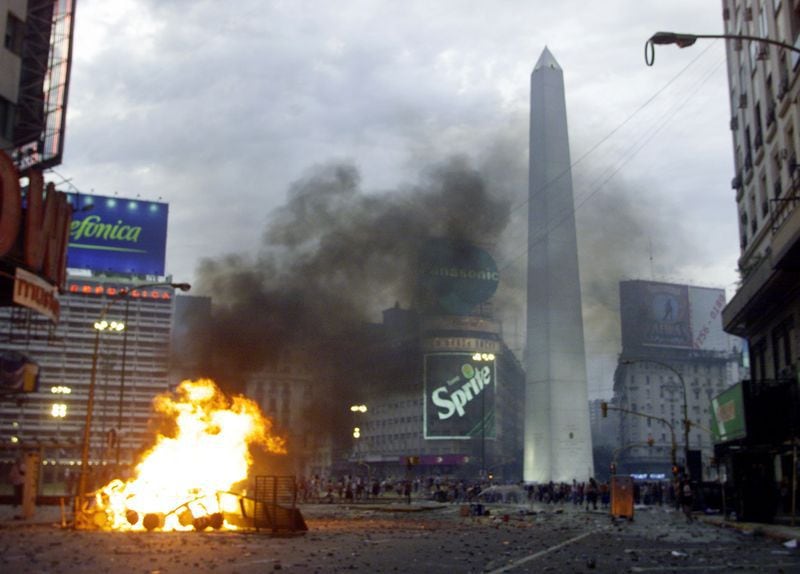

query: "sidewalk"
xmin=699 ymin=513 xmax=800 ymax=545
xmin=0 ymin=502 xmax=69 ymax=528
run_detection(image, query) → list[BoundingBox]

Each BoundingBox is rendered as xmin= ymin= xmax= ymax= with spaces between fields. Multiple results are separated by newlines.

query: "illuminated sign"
xmin=67 ymin=282 xmax=173 ymax=301
xmin=424 ymin=352 xmax=496 ymax=440
xmin=66 ymin=194 xmax=168 ymax=275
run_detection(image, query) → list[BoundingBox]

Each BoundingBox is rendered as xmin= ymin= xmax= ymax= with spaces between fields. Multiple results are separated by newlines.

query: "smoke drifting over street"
xmin=194 ymin=157 xmax=512 ymax=394
xmin=192 ymin=128 xmax=710 ymax=409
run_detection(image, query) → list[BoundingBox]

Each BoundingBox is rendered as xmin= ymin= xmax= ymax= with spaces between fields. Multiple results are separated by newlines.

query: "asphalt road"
xmin=2 ymin=502 xmax=800 ymax=573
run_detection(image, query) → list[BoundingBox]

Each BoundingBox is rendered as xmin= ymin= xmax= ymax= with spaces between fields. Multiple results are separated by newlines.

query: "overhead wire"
xmin=498 ymin=40 xmax=725 ymax=274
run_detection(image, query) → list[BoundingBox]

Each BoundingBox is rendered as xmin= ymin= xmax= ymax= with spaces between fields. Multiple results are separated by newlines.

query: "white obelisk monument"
xmin=524 ymin=47 xmax=594 ymax=483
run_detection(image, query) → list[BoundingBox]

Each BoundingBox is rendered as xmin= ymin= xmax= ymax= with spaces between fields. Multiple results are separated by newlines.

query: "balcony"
xmin=770 ymin=195 xmax=800 ymax=267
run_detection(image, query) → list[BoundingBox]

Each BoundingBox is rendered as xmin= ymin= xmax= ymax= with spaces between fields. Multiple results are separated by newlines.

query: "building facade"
xmin=716 ymin=0 xmax=800 ymax=521
xmin=0 ymin=276 xmax=183 ymax=485
xmin=613 ymin=352 xmax=743 ymax=480
xmin=721 ymin=0 xmax=800 ymax=374
xmin=612 ymin=280 xmax=744 ymax=480
xmin=244 ymin=304 xmax=526 ymax=482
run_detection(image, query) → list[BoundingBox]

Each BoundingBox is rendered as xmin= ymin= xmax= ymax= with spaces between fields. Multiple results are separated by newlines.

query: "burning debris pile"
xmin=82 ymin=379 xmax=285 ymax=531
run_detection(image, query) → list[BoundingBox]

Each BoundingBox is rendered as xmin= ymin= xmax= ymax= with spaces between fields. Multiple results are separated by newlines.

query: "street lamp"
xmin=645 ymin=31 xmax=800 ymax=66
xmin=349 ymin=404 xmax=367 ymax=459
xmin=75 ymin=281 xmax=190 ymax=526
xmin=622 ymin=359 xmax=690 ymax=478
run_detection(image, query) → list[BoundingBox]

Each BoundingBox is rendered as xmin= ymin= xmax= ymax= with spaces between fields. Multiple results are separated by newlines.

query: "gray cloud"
xmin=58 ymin=1 xmax=739 ymax=399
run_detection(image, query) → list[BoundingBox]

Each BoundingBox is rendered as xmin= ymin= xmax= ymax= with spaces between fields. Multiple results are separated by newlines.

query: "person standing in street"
xmin=586 ymin=477 xmax=599 ymax=511
xmin=9 ymin=456 xmax=26 ymax=516
xmin=680 ymin=480 xmax=694 ymax=523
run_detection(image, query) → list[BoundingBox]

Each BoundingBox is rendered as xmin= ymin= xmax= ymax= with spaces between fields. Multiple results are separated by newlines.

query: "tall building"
xmin=524 ymin=47 xmax=593 ymax=483
xmin=614 ymin=280 xmax=743 ymax=480
xmin=0 ymin=276 xmax=183 ymax=481
xmin=245 ymin=235 xmax=528 ymax=482
xmin=716 ymin=0 xmax=800 ymax=521
xmin=0 ymin=0 xmax=76 ymax=169
xmin=721 ymin=1 xmax=800 ymax=379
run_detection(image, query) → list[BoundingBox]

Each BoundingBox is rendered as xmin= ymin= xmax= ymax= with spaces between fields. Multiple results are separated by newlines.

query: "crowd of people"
xmin=295 ymin=474 xmax=686 ymax=510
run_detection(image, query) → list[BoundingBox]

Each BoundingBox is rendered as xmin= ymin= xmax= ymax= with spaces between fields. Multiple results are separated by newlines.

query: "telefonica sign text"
xmin=71 ymin=215 xmax=142 ymax=242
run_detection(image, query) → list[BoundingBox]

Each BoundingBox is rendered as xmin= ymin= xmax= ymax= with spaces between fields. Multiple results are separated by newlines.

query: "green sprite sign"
xmin=711 ymin=382 xmax=746 ymax=443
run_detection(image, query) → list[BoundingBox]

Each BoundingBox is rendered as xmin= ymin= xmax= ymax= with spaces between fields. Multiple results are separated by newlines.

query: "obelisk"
xmin=524 ymin=47 xmax=594 ymax=483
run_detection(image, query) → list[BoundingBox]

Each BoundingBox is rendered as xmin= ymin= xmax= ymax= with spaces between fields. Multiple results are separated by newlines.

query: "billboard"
xmin=688 ymin=286 xmax=728 ymax=351
xmin=418 ymin=239 xmax=499 ymax=315
xmin=620 ymin=280 xmax=730 ymax=352
xmin=11 ymin=0 xmax=77 ymax=171
xmin=711 ymin=383 xmax=746 ymax=443
xmin=424 ymin=352 xmax=496 ymax=440
xmin=0 ymin=352 xmax=40 ymax=393
xmin=66 ymin=194 xmax=168 ymax=275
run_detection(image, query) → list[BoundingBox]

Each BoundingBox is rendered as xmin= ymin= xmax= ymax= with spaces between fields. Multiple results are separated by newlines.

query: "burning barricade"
xmin=76 ymin=379 xmax=287 ymax=532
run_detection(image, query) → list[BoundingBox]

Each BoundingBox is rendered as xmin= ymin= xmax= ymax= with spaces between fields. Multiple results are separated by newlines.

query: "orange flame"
xmin=93 ymin=378 xmax=285 ymax=531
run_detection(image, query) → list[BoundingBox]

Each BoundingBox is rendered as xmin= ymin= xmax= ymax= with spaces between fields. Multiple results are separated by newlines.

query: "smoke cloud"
xmin=190 ymin=130 xmax=700 ymax=442
xmin=192 ymin=157 xmax=512 ymax=427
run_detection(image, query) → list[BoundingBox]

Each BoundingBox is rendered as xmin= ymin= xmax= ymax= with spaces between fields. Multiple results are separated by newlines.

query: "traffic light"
xmin=646 ymin=436 xmax=654 ymax=447
xmin=609 ymin=462 xmax=617 ymax=475
xmin=671 ymin=464 xmax=680 ymax=477
xmin=601 ymin=401 xmax=608 ymax=418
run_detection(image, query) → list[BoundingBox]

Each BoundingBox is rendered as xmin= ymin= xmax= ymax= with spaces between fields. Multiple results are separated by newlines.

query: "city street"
xmin=2 ymin=501 xmax=800 ymax=573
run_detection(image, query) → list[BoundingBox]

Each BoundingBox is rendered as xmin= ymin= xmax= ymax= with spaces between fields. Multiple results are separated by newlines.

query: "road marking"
xmin=484 ymin=530 xmax=595 ymax=573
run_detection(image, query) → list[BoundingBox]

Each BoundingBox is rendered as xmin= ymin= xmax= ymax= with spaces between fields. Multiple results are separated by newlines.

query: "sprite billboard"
xmin=424 ymin=352 xmax=496 ymax=440
xmin=711 ymin=382 xmax=746 ymax=443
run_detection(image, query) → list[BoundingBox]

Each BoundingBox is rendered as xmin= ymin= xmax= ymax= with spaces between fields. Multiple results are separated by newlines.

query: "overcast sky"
xmin=57 ymin=1 xmax=735 ymax=397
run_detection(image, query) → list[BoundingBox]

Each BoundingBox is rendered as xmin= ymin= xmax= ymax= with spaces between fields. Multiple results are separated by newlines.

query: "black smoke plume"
xmin=191 ymin=156 xmax=511 ymax=442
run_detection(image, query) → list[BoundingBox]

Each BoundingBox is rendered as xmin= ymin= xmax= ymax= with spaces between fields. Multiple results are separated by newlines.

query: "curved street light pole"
xmin=622 ymin=359 xmax=690 ymax=479
xmin=645 ymin=31 xmax=800 ymax=66
xmin=74 ymin=281 xmax=190 ymax=525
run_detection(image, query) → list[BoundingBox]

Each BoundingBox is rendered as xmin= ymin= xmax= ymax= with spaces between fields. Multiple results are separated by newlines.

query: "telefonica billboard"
xmin=66 ymin=194 xmax=168 ymax=276
xmin=424 ymin=352 xmax=496 ymax=440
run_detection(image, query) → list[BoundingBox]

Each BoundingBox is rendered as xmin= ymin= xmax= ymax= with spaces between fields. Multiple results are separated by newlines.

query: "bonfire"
xmin=86 ymin=378 xmax=285 ymax=531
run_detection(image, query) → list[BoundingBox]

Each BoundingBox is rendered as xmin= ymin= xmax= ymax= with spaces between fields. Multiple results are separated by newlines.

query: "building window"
xmin=0 ymin=96 xmax=14 ymax=142
xmin=772 ymin=317 xmax=795 ymax=376
xmin=4 ymin=12 xmax=23 ymax=56
xmin=751 ymin=338 xmax=768 ymax=380
xmin=755 ymin=102 xmax=764 ymax=148
xmin=792 ymin=2 xmax=800 ymax=67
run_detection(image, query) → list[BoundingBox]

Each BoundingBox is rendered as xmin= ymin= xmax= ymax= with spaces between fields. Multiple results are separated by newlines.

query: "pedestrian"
xmin=680 ymin=480 xmax=694 ymax=523
xmin=9 ymin=456 xmax=26 ymax=512
xmin=586 ymin=477 xmax=599 ymax=511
